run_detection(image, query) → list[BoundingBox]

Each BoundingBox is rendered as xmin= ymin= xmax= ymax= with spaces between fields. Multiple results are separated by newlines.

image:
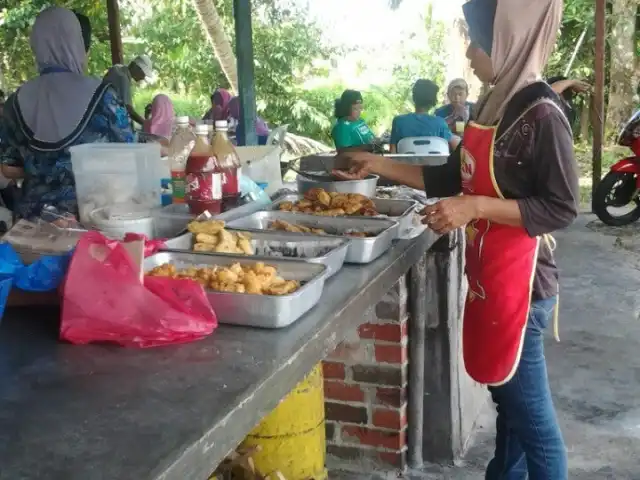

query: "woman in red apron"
xmin=335 ymin=0 xmax=578 ymax=478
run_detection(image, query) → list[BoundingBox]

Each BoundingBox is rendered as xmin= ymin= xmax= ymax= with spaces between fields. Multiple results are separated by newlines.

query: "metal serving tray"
xmin=226 ymin=211 xmax=398 ymax=264
xmin=144 ymin=251 xmax=327 ymax=329
xmin=270 ymin=194 xmax=417 ymax=238
xmin=162 ymin=230 xmax=349 ymax=278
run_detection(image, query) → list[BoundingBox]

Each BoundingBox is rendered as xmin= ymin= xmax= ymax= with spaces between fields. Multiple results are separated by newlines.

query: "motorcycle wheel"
xmin=593 ymin=172 xmax=640 ymax=226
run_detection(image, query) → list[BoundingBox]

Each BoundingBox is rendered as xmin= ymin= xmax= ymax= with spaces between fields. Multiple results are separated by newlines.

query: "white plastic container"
xmin=90 ymin=206 xmax=155 ymax=240
xmin=70 ymin=143 xmax=162 ymax=224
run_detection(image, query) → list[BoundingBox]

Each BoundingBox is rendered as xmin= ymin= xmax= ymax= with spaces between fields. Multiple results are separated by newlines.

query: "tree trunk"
xmin=579 ymin=97 xmax=591 ymax=141
xmin=191 ymin=0 xmax=238 ymax=94
xmin=606 ymin=0 xmax=638 ymax=137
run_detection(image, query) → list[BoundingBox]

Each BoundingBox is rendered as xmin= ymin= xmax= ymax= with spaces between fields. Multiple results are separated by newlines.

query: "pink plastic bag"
xmin=61 ymin=231 xmax=217 ymax=348
xmin=123 ymin=232 xmax=167 ymax=257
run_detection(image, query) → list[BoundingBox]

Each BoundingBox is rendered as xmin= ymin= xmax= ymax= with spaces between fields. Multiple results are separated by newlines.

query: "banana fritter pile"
xmin=187 ymin=220 xmax=254 ymax=255
xmin=148 ymin=261 xmax=300 ymax=295
xmin=278 ymin=188 xmax=379 ymax=217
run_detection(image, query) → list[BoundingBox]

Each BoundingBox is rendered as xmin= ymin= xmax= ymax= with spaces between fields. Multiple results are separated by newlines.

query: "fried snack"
xmin=187 ymin=220 xmax=225 ymax=235
xmin=278 ymin=188 xmax=379 ymax=217
xmin=314 ymin=208 xmax=345 ymax=217
xmin=195 ymin=233 xmax=219 ymax=245
xmin=193 ymin=242 xmax=216 ymax=252
xmin=147 ymin=262 xmax=300 ymax=296
xmin=187 ymin=221 xmax=255 ymax=255
xmin=269 ymin=220 xmax=327 ymax=235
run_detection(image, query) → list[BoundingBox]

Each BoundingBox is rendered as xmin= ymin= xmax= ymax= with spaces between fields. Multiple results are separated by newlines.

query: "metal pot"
xmin=296 ymin=173 xmax=379 ymax=197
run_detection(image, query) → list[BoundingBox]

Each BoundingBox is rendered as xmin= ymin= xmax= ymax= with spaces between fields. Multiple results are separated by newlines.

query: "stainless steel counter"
xmin=0 ymin=230 xmax=439 ymax=480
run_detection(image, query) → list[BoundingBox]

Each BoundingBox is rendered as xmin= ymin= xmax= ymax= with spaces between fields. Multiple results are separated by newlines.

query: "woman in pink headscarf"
xmin=143 ymin=94 xmax=174 ymax=144
xmin=202 ymin=88 xmax=232 ymax=122
xmin=227 ymin=96 xmax=270 ymax=145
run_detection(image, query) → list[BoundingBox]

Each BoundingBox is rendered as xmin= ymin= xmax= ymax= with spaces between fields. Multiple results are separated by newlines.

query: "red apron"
xmin=461 ymin=121 xmax=540 ymax=386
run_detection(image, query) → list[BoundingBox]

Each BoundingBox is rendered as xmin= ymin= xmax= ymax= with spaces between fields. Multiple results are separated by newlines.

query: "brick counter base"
xmin=324 ymin=278 xmax=409 ymax=471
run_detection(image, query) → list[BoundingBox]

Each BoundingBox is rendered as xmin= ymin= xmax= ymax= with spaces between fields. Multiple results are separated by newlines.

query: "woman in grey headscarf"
xmin=0 ymin=6 xmax=134 ymax=221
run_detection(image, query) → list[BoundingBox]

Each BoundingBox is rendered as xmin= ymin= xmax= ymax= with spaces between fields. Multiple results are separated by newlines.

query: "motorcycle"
xmin=593 ymin=110 xmax=640 ymax=226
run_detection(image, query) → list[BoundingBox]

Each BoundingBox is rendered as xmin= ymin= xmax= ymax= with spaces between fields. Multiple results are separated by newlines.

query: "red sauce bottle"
xmin=185 ymin=125 xmax=222 ymax=215
xmin=213 ymin=120 xmax=242 ymax=211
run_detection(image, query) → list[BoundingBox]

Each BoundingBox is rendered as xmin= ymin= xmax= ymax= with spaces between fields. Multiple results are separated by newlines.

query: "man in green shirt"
xmin=331 ymin=90 xmax=375 ymax=151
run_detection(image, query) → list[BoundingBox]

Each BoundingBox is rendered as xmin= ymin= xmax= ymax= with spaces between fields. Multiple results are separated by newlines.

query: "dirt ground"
xmin=334 ymin=214 xmax=640 ymax=479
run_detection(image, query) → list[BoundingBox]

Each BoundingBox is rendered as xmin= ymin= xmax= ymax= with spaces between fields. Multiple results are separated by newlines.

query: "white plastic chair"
xmin=397 ymin=136 xmax=449 ymax=155
xmin=267 ymin=124 xmax=289 ymax=149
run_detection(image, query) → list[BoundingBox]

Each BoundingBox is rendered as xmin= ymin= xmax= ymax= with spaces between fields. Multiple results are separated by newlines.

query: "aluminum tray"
xmin=226 ymin=211 xmax=398 ymax=264
xmin=144 ymin=251 xmax=327 ymax=329
xmin=162 ymin=230 xmax=349 ymax=278
xmin=270 ymin=194 xmax=417 ymax=238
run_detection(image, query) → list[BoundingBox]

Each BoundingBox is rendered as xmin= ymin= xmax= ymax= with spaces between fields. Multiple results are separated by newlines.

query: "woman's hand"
xmin=421 ymin=196 xmax=480 ymax=234
xmin=332 ymin=152 xmax=381 ymax=180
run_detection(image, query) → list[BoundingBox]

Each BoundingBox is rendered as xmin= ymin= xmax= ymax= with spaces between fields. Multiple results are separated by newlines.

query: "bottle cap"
xmin=176 ymin=116 xmax=190 ymax=125
xmin=215 ymin=120 xmax=229 ymax=131
xmin=195 ymin=124 xmax=209 ymax=136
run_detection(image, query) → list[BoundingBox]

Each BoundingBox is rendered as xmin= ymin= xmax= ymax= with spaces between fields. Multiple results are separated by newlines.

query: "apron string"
xmin=543 ymin=234 xmax=561 ymax=342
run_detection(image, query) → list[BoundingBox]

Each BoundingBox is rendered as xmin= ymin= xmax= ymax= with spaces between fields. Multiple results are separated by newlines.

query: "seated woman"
xmin=331 ymin=90 xmax=375 ymax=152
xmin=203 ymin=88 xmax=232 ymax=123
xmin=0 ymin=6 xmax=134 ymax=221
xmin=390 ymin=79 xmax=459 ymax=153
xmin=434 ymin=78 xmax=475 ymax=135
xmin=227 ymin=96 xmax=270 ymax=146
xmin=142 ymin=94 xmax=175 ymax=146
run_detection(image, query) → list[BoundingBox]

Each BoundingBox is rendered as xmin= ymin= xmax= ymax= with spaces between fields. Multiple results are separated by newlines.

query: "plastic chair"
xmin=267 ymin=124 xmax=289 ymax=149
xmin=397 ymin=136 xmax=449 ymax=155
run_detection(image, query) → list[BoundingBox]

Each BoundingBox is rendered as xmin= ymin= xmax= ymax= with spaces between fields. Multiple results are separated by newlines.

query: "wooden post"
xmin=233 ymin=0 xmax=258 ymax=146
xmin=591 ymin=0 xmax=606 ymax=210
xmin=106 ymin=0 xmax=124 ymax=65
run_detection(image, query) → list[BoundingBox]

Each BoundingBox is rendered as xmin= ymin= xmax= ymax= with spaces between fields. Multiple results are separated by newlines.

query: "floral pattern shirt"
xmin=0 ymin=86 xmax=135 ymax=220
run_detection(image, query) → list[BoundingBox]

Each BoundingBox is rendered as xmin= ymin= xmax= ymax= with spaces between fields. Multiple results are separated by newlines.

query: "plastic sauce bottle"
xmin=185 ymin=124 xmax=222 ymax=215
xmin=212 ymin=120 xmax=242 ymax=211
xmin=167 ymin=116 xmax=196 ymax=204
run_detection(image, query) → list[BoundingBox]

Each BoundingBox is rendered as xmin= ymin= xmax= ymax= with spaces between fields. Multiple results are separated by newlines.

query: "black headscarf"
xmin=73 ymin=11 xmax=92 ymax=53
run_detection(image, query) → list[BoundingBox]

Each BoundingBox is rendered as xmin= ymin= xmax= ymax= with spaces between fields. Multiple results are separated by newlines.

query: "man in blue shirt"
xmin=390 ymin=79 xmax=459 ymax=153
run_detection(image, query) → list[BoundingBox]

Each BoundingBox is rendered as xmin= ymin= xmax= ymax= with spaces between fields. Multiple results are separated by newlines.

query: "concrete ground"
xmin=335 ymin=213 xmax=640 ymax=479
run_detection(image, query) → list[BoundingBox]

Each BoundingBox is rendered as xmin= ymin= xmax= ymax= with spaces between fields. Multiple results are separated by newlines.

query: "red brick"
xmin=375 ymin=344 xmax=407 ymax=364
xmin=326 ymin=402 xmax=368 ymax=424
xmin=358 ymin=323 xmax=402 ymax=342
xmin=401 ymin=320 xmax=409 ymax=338
xmin=322 ymin=361 xmax=345 ymax=380
xmin=342 ymin=426 xmax=406 ymax=450
xmin=324 ymin=381 xmax=365 ymax=403
xmin=372 ymin=407 xmax=407 ymax=430
xmin=375 ymin=387 xmax=406 ymax=408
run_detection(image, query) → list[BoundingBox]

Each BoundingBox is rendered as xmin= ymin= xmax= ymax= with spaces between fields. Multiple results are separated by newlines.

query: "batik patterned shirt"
xmin=1 ymin=86 xmax=135 ymax=220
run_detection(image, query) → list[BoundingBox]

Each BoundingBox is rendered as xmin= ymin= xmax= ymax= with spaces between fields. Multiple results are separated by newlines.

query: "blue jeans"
xmin=485 ymin=297 xmax=568 ymax=480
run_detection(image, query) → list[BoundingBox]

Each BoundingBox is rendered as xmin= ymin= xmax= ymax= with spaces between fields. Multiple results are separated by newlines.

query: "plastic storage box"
xmin=69 ymin=143 xmax=163 ymax=224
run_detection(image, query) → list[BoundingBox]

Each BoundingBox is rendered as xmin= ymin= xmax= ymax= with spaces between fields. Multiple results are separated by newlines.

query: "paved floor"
xmin=335 ymin=214 xmax=640 ymax=479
